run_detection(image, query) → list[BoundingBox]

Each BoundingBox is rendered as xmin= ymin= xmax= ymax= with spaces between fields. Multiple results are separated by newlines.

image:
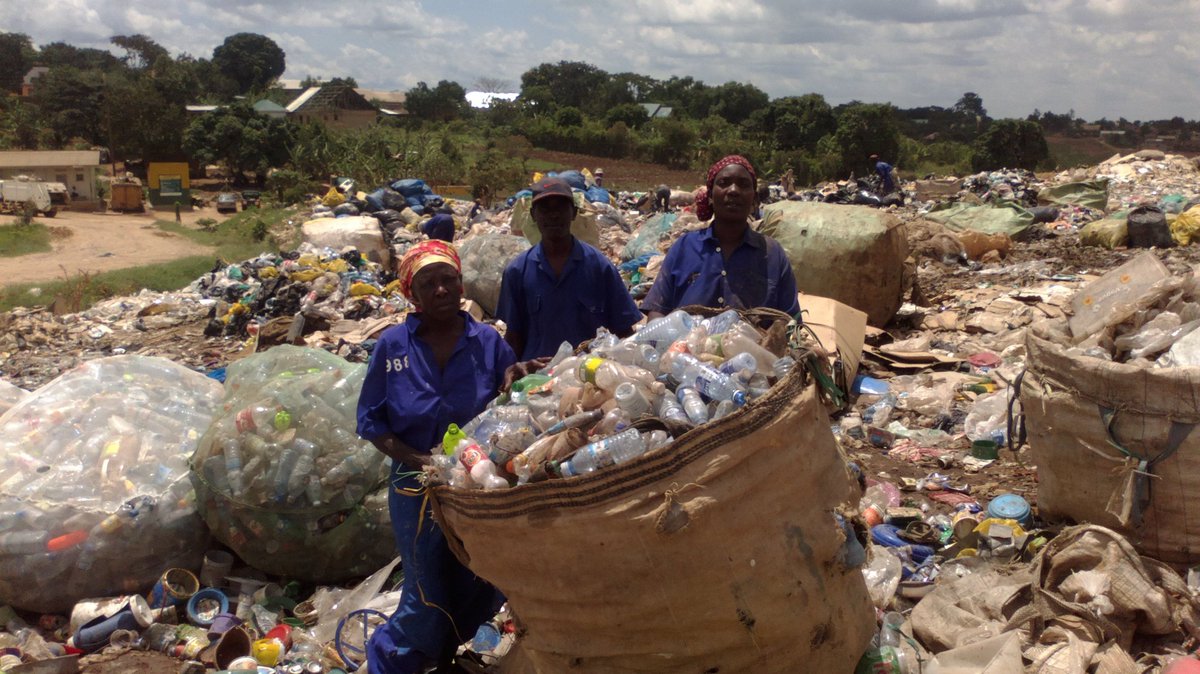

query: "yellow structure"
xmin=148 ymin=162 xmax=191 ymax=208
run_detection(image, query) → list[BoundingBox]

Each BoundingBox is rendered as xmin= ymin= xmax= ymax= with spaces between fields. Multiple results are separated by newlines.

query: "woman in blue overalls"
xmin=357 ymin=240 xmax=516 ymax=673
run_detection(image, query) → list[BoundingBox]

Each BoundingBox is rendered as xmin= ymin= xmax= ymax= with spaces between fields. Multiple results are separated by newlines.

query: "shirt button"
xmin=717 ymin=297 xmax=725 ymax=304
xmin=715 ymin=246 xmax=722 ymax=252
xmin=721 ymin=270 xmax=727 ymax=277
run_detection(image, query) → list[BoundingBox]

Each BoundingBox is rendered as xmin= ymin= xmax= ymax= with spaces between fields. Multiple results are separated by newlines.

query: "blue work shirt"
xmin=421 ymin=214 xmax=455 ymax=242
xmin=496 ymin=238 xmax=643 ymax=360
xmin=640 ymin=225 xmax=800 ymax=316
xmin=875 ymin=161 xmax=896 ymax=192
xmin=357 ymin=311 xmax=515 ymax=460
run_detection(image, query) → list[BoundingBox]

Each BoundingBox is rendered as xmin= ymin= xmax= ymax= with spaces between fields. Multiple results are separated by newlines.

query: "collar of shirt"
xmin=402 ymin=310 xmax=485 ymax=350
xmin=696 ymin=224 xmax=765 ymax=252
xmin=530 ymin=237 xmax=584 ymax=281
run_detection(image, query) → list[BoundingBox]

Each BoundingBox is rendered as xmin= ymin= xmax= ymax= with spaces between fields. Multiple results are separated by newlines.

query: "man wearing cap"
xmin=497 ymin=177 xmax=642 ymax=360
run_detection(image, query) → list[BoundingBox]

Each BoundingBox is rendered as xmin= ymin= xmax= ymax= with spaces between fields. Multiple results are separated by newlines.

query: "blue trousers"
xmin=368 ymin=473 xmax=500 ymax=674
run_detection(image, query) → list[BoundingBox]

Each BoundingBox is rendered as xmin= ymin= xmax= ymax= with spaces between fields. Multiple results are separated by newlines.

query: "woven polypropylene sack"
xmin=1023 ymin=320 xmax=1200 ymax=565
xmin=432 ymin=365 xmax=874 ymax=673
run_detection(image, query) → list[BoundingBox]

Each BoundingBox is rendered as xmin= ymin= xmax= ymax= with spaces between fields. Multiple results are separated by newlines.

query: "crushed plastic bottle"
xmin=560 ymin=429 xmax=647 ymax=477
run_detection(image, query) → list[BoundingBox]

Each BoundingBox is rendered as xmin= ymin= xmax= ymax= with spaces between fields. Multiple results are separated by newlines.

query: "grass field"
xmin=0 ymin=222 xmax=52 ymax=257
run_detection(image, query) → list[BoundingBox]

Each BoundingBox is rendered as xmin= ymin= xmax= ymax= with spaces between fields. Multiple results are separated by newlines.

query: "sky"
xmin=5 ymin=0 xmax=1200 ymax=121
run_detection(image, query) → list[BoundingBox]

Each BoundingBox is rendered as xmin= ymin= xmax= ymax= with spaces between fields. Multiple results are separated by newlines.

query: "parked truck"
xmin=0 ymin=180 xmax=57 ymax=217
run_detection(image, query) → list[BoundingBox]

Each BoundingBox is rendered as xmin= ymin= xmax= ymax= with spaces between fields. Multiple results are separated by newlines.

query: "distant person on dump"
xmin=871 ymin=154 xmax=897 ymax=194
xmin=421 ymin=212 xmax=456 ymax=243
xmin=594 ymin=168 xmax=605 ymax=187
xmin=496 ymin=177 xmax=642 ymax=360
xmin=640 ymin=155 xmax=799 ymax=318
xmin=655 ymin=184 xmax=672 ymax=212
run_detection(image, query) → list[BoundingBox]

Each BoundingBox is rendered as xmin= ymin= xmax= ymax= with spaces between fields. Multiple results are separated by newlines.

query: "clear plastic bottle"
xmin=286 ymin=439 xmax=319 ymax=501
xmin=772 ymin=355 xmax=797 ymax=380
xmin=878 ymin=611 xmax=911 ymax=673
xmin=719 ymin=352 xmax=757 ymax=384
xmin=704 ymin=309 xmax=742 ymax=336
xmin=592 ymin=408 xmax=632 ymax=437
xmin=657 ymin=394 xmax=691 ymax=426
xmin=634 ymin=310 xmax=694 ymax=349
xmin=0 ymin=530 xmax=49 ymax=554
xmin=560 ymin=429 xmax=646 ymax=477
xmin=863 ymin=395 xmax=896 ymax=426
xmin=613 ymin=382 xmax=652 ymax=418
xmin=720 ymin=324 xmax=778 ymax=375
xmin=221 ymin=438 xmax=245 ymax=498
xmin=680 ymin=365 xmax=747 ymax=406
xmin=458 ymin=442 xmax=508 ymax=490
xmin=677 ymin=387 xmax=709 ymax=425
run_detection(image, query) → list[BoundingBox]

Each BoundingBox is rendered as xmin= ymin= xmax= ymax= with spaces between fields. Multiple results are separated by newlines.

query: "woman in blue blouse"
xmin=357 ymin=240 xmax=516 ymax=674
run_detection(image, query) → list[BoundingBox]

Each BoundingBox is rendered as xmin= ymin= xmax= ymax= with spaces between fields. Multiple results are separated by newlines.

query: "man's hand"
xmin=503 ymin=357 xmax=552 ymax=391
xmin=372 ymin=434 xmax=430 ymax=472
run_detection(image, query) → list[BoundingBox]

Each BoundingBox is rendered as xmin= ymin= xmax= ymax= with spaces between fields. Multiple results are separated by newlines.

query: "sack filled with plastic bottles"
xmin=0 ymin=357 xmax=219 ymax=612
xmin=190 ymin=345 xmax=393 ymax=581
xmin=430 ymin=307 xmax=875 ymax=672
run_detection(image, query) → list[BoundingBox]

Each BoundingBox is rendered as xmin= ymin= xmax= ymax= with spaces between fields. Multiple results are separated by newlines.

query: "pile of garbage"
xmin=960 ymin=168 xmax=1041 ymax=207
xmin=429 ymin=308 xmax=795 ymax=489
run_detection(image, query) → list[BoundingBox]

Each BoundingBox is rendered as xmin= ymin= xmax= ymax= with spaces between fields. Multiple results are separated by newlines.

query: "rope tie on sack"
xmin=1097 ymin=406 xmax=1195 ymax=529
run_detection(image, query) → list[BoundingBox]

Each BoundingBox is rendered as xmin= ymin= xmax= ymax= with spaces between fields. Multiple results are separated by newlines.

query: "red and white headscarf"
xmin=697 ymin=155 xmax=757 ymax=221
xmin=397 ymin=240 xmax=460 ymax=308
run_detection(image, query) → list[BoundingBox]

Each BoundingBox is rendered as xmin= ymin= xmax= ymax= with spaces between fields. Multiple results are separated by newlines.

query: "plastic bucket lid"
xmin=987 ymin=493 xmax=1032 ymax=525
xmin=129 ymin=594 xmax=155 ymax=628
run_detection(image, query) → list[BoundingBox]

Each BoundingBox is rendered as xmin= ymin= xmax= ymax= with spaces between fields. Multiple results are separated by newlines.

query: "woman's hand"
xmin=371 ymin=434 xmax=430 ymax=472
xmin=503 ymin=357 xmax=552 ymax=391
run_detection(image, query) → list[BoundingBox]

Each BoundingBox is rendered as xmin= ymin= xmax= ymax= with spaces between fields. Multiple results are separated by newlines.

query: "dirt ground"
xmin=0 ymin=208 xmax=225 ymax=286
xmin=80 ymin=649 xmax=179 ymax=674
xmin=528 ymin=149 xmax=702 ymax=192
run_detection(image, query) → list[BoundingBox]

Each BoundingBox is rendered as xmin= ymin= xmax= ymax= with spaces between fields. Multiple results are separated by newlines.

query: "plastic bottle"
xmin=634 ymin=310 xmax=694 ymax=349
xmin=592 ymin=408 xmax=631 ymax=437
xmin=273 ymin=442 xmax=300 ymax=503
xmin=644 ymin=430 xmax=672 ymax=452
xmin=677 ymin=387 xmax=709 ymax=425
xmin=772 ymin=355 xmax=797 ymax=380
xmin=286 ymin=439 xmax=319 ymax=501
xmin=878 ymin=611 xmax=911 ymax=673
xmin=221 ymin=438 xmax=245 ymax=498
xmin=863 ymin=395 xmax=896 ymax=426
xmin=560 ymin=429 xmax=646 ymax=477
xmin=544 ymin=409 xmax=604 ymax=435
xmin=718 ymin=352 xmax=758 ymax=384
xmin=704 ymin=309 xmax=742 ymax=335
xmin=681 ymin=365 xmax=747 ymax=406
xmin=711 ymin=400 xmax=737 ymax=421
xmin=613 ymin=382 xmax=651 ymax=418
xmin=720 ymin=324 xmax=778 ymax=375
xmin=580 ymin=358 xmax=655 ymax=392
xmin=235 ymin=402 xmax=278 ymax=434
xmin=0 ymin=531 xmax=48 ymax=554
xmin=458 ymin=442 xmax=508 ymax=490
xmin=657 ymin=394 xmax=691 ymax=426
xmin=443 ymin=424 xmax=468 ymax=455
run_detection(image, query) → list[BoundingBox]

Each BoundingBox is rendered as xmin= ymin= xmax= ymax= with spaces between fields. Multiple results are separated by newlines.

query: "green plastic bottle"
xmin=442 ymin=424 xmax=467 ymax=455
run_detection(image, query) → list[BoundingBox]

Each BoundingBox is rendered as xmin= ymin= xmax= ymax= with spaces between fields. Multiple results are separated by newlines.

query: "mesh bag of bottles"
xmin=0 ymin=357 xmax=219 ymax=612
xmin=431 ymin=308 xmax=874 ymax=673
xmin=190 ymin=346 xmax=393 ymax=582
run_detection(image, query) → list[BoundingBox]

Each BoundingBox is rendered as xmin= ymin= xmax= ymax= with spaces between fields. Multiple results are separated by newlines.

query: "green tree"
xmin=555 ymin=106 xmax=583 ymax=127
xmin=953 ymin=92 xmax=987 ymax=120
xmin=708 ymin=81 xmax=769 ymax=125
xmin=32 ymin=67 xmax=107 ymax=146
xmin=0 ymin=97 xmax=45 ymax=148
xmin=604 ymin=103 xmax=649 ymax=129
xmin=103 ymin=57 xmax=199 ymax=161
xmin=183 ymin=103 xmax=294 ymax=181
xmin=970 ymin=119 xmax=1048 ymax=171
xmin=760 ymin=94 xmax=836 ymax=150
xmin=831 ymin=103 xmax=901 ymax=175
xmin=110 ymin=34 xmax=169 ymax=70
xmin=404 ymin=80 xmax=467 ymax=122
xmin=212 ymin=33 xmax=285 ymax=95
xmin=37 ymin=42 xmax=121 ymax=71
xmin=519 ymin=61 xmax=609 ymax=114
xmin=0 ymin=32 xmax=35 ymax=94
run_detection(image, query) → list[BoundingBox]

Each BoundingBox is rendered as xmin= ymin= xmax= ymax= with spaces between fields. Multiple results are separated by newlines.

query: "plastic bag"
xmin=862 ymin=544 xmax=903 ymax=609
xmin=622 ymin=213 xmax=677 ymax=260
xmin=1115 ymin=313 xmax=1200 ymax=360
xmin=190 ymin=346 xmax=393 ymax=582
xmin=310 ymin=556 xmax=401 ymax=645
xmin=0 ymin=357 xmax=219 ymax=612
xmin=0 ymin=379 xmax=27 ymax=417
xmin=964 ymin=391 xmax=1011 ymax=443
xmin=458 ymin=234 xmax=531 ymax=316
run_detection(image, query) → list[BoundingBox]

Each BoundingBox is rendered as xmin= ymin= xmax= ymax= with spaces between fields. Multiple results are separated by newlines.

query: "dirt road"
xmin=0 ymin=210 xmax=217 ymax=286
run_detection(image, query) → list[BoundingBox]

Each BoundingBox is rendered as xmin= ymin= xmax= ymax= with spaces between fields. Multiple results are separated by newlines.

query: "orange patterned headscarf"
xmin=397 ymin=240 xmax=461 ymax=307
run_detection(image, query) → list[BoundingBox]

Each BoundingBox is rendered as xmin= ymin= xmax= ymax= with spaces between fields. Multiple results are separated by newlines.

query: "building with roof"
xmin=0 ymin=150 xmax=103 ymax=205
xmin=356 ymin=89 xmax=407 ymax=117
xmin=286 ymin=83 xmax=379 ymax=130
xmin=21 ymin=67 xmax=49 ymax=97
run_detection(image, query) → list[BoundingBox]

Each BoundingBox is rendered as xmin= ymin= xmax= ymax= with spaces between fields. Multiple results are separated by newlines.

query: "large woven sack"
xmin=760 ymin=201 xmax=908 ymax=326
xmin=458 ymin=234 xmax=531 ymax=316
xmin=301 ymin=216 xmax=391 ymax=266
xmin=508 ymin=196 xmax=601 ymax=250
xmin=432 ymin=364 xmax=874 ymax=673
xmin=1022 ymin=320 xmax=1200 ymax=565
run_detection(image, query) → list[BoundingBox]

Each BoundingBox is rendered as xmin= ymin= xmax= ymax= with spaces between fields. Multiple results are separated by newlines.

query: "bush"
xmin=971 ymin=119 xmax=1048 ymax=171
xmin=265 ymin=168 xmax=313 ymax=205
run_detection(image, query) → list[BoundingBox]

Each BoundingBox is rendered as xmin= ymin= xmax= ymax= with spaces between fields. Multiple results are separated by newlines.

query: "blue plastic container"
xmin=987 ymin=493 xmax=1032 ymax=527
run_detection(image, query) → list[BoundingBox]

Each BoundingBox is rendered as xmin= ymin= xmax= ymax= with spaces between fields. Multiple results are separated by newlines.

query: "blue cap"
xmin=987 ymin=493 xmax=1032 ymax=526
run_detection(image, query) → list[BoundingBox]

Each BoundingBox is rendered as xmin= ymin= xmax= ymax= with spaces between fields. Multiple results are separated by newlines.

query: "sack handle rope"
xmin=1098 ymin=407 xmax=1196 ymax=528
